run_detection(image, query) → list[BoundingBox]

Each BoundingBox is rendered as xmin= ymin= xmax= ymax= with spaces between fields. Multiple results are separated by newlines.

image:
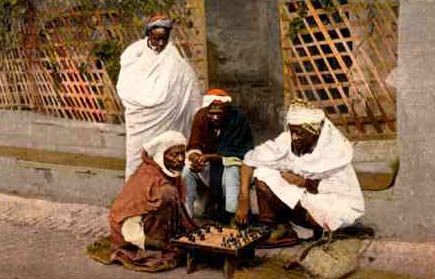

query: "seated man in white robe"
xmin=235 ymin=99 xmax=365 ymax=242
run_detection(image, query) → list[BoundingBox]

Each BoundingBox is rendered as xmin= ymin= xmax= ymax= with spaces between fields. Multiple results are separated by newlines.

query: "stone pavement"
xmin=0 ymin=193 xmax=222 ymax=279
xmin=0 ymin=193 xmax=433 ymax=279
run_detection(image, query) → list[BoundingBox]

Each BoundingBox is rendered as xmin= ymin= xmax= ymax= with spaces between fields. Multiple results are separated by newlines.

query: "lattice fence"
xmin=0 ymin=0 xmax=208 ymax=124
xmin=280 ymin=0 xmax=398 ymax=139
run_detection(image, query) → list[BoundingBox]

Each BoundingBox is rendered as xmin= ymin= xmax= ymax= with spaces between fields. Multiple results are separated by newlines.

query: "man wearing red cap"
xmin=182 ymin=89 xmax=254 ymax=223
xmin=116 ymin=14 xmax=202 ymax=180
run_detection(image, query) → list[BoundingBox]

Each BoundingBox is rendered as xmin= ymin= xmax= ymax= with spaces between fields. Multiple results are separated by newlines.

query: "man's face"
xmin=207 ymin=103 xmax=228 ymax=128
xmin=148 ymin=27 xmax=170 ymax=53
xmin=288 ymin=124 xmax=319 ymax=155
xmin=164 ymin=144 xmax=185 ymax=172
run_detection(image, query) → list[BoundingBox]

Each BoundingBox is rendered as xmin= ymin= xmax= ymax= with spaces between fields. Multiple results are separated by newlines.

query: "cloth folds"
xmin=187 ymin=105 xmax=254 ymax=160
xmin=116 ymin=38 xmax=202 ymax=180
xmin=142 ymin=131 xmax=186 ymax=177
xmin=244 ymin=118 xmax=365 ymax=231
xmin=109 ymin=153 xmax=197 ymax=271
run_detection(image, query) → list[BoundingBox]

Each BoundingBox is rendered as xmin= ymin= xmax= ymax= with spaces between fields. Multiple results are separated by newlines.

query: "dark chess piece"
xmin=205 ymin=226 xmax=211 ymax=233
xmin=200 ymin=234 xmax=205 ymax=241
xmin=217 ymin=226 xmax=223 ymax=233
xmin=221 ymin=237 xmax=227 ymax=247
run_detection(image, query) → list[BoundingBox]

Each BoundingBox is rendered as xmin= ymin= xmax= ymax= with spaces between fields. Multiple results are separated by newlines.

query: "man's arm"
xmin=186 ymin=109 xmax=207 ymax=172
xmin=235 ymin=163 xmax=254 ymax=226
xmin=186 ymin=108 xmax=206 ymax=152
xmin=280 ymin=171 xmax=320 ymax=194
xmin=200 ymin=153 xmax=222 ymax=164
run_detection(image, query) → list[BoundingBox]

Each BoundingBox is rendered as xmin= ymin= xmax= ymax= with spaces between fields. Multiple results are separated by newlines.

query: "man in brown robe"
xmin=109 ymin=131 xmax=197 ymax=272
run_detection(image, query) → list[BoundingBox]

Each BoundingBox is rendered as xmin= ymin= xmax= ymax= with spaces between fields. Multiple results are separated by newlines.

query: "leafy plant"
xmin=90 ymin=40 xmax=123 ymax=84
xmin=287 ymin=1 xmax=308 ymax=41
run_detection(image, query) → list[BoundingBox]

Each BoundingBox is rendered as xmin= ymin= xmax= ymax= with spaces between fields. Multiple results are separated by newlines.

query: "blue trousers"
xmin=182 ymin=165 xmax=240 ymax=216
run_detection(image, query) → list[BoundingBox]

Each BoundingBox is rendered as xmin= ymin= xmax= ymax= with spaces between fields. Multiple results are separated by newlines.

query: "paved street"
xmin=0 ymin=194 xmax=224 ymax=279
xmin=0 ymin=193 xmax=434 ymax=279
xmin=0 ymin=220 xmax=225 ymax=279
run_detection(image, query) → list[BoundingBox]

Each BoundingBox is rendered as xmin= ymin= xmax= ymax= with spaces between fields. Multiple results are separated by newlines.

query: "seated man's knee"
xmin=223 ymin=166 xmax=240 ymax=213
xmin=160 ymin=185 xmax=178 ymax=205
xmin=255 ymin=179 xmax=270 ymax=192
xmin=181 ymin=166 xmax=193 ymax=179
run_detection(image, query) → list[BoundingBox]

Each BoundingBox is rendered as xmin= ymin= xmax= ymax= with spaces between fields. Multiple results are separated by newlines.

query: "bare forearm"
xmin=304 ymin=178 xmax=320 ymax=194
xmin=239 ymin=163 xmax=254 ymax=199
xmin=281 ymin=171 xmax=320 ymax=194
xmin=203 ymin=153 xmax=222 ymax=163
xmin=235 ymin=163 xmax=254 ymax=226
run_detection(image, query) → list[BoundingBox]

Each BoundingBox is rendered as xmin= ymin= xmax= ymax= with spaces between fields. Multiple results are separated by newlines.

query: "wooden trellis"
xmin=280 ymin=0 xmax=398 ymax=139
xmin=0 ymin=0 xmax=208 ymax=124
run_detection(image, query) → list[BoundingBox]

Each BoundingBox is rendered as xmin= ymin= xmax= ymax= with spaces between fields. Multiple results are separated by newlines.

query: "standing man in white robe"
xmin=116 ymin=14 xmax=202 ymax=180
xmin=235 ymin=99 xmax=365 ymax=241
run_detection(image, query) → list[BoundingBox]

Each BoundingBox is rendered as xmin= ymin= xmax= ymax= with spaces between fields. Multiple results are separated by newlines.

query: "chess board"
xmin=171 ymin=224 xmax=270 ymax=256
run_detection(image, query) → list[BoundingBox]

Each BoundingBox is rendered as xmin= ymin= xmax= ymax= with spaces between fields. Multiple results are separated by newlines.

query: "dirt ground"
xmin=0 ymin=221 xmax=224 ymax=279
xmin=0 ymin=193 xmax=432 ymax=279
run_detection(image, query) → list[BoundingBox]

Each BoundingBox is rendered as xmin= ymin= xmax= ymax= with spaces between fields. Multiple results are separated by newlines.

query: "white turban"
xmin=145 ymin=15 xmax=173 ymax=34
xmin=202 ymin=89 xmax=232 ymax=108
xmin=286 ymin=100 xmax=325 ymax=135
xmin=142 ymin=131 xmax=186 ymax=177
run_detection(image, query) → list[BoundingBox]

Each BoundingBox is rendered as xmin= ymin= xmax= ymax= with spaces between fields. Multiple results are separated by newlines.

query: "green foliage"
xmin=0 ymin=0 xmax=177 ymax=47
xmin=287 ymin=1 xmax=308 ymax=41
xmin=287 ymin=0 xmax=338 ymax=41
xmin=0 ymin=0 xmax=27 ymax=46
xmin=90 ymin=40 xmax=123 ymax=84
xmin=0 ymin=0 xmax=178 ymax=84
xmin=320 ymin=0 xmax=337 ymax=14
xmin=288 ymin=18 xmax=305 ymax=41
xmin=96 ymin=0 xmax=176 ymax=18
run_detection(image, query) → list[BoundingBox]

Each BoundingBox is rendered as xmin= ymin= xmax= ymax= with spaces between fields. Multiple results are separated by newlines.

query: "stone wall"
xmin=359 ymin=0 xmax=435 ymax=242
xmin=0 ymin=110 xmax=397 ymax=209
xmin=205 ymin=0 xmax=284 ymax=136
xmin=0 ymin=111 xmax=125 ymax=207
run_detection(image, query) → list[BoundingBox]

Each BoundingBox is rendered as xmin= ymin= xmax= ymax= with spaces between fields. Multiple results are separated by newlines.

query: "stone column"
xmin=364 ymin=0 xmax=435 ymax=241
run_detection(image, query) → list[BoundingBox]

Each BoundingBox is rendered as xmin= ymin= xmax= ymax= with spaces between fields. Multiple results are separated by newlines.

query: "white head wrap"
xmin=145 ymin=16 xmax=173 ymax=35
xmin=286 ymin=99 xmax=325 ymax=135
xmin=142 ymin=131 xmax=186 ymax=177
xmin=202 ymin=89 xmax=232 ymax=108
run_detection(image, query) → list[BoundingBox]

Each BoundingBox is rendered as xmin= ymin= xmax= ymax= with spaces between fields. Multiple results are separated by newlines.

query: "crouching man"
xmin=235 ymin=99 xmax=365 ymax=243
xmin=109 ymin=131 xmax=197 ymax=271
xmin=182 ymin=89 xmax=254 ymax=222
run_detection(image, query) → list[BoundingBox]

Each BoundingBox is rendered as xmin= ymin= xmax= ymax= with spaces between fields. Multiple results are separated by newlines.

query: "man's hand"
xmin=280 ymin=170 xmax=320 ymax=194
xmin=280 ymin=170 xmax=306 ymax=186
xmin=235 ymin=164 xmax=254 ymax=228
xmin=188 ymin=152 xmax=204 ymax=172
xmin=235 ymin=196 xmax=249 ymax=227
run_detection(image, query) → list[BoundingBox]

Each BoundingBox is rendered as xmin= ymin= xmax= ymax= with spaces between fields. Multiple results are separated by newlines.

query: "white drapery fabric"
xmin=244 ymin=118 xmax=365 ymax=231
xmin=142 ymin=131 xmax=187 ymax=178
xmin=117 ymin=38 xmax=202 ymax=180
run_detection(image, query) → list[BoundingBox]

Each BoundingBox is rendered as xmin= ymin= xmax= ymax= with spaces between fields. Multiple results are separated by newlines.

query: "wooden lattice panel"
xmin=0 ymin=48 xmax=35 ymax=110
xmin=0 ymin=0 xmax=208 ymax=124
xmin=280 ymin=0 xmax=398 ymax=139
